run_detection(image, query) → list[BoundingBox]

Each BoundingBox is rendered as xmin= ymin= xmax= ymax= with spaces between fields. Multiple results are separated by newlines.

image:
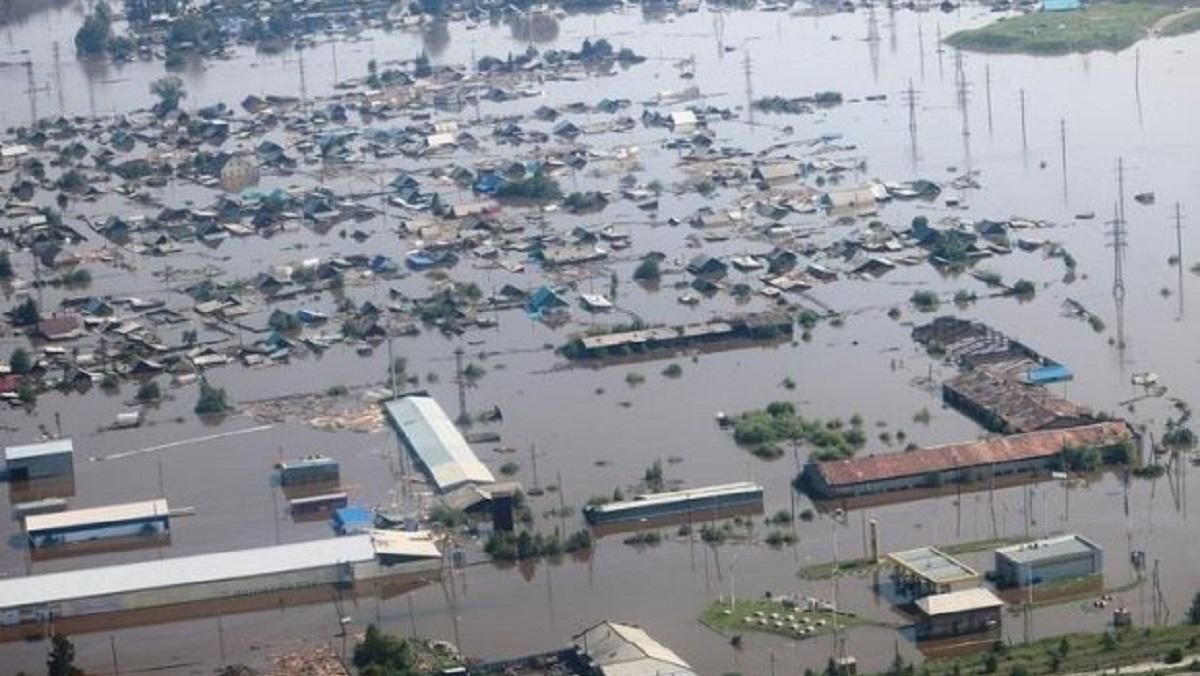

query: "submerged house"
xmin=525 ymin=286 xmax=569 ymax=317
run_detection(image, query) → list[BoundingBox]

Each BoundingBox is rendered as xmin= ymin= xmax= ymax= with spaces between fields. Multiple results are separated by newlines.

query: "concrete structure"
xmin=583 ymin=482 xmax=764 ymax=526
xmin=4 ymin=439 xmax=74 ymax=480
xmin=25 ymin=499 xmax=169 ymax=549
xmin=994 ymin=534 xmax=1103 ymax=588
xmin=0 ymin=532 xmax=441 ymax=628
xmin=914 ymin=588 xmax=1004 ymax=640
xmin=383 ymin=395 xmax=495 ymax=493
xmin=573 ymin=621 xmax=697 ymax=675
xmin=567 ymin=314 xmax=793 ymax=360
xmin=888 ymin=547 xmax=981 ymax=598
xmin=801 ymin=421 xmax=1133 ymax=500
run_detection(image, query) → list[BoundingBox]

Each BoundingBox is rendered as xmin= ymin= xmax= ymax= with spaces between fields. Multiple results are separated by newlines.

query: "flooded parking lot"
xmin=3 ymin=1 xmax=1200 ymax=674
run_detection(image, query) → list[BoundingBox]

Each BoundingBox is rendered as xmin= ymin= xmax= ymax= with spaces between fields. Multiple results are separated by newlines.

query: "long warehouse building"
xmin=0 ymin=531 xmax=442 ymax=628
xmin=25 ymin=499 xmax=170 ymax=549
xmin=800 ymin=421 xmax=1133 ymax=500
xmin=383 ymin=394 xmax=495 ymax=493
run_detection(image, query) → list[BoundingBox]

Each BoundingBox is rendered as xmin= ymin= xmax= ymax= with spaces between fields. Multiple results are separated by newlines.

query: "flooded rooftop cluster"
xmin=3 ymin=0 xmax=1200 ymax=673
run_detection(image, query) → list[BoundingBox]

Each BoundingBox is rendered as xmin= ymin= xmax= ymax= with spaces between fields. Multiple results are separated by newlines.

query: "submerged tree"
xmin=150 ymin=76 xmax=187 ymax=117
xmin=47 ymin=634 xmax=82 ymax=676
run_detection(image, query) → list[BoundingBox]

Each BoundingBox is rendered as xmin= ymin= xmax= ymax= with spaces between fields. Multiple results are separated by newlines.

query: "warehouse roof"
xmin=888 ymin=547 xmax=980 ymax=586
xmin=586 ymin=482 xmax=762 ymax=516
xmin=383 ymin=396 xmax=495 ymax=492
xmin=25 ymin=498 xmax=169 ymax=533
xmin=5 ymin=438 xmax=74 ymax=462
xmin=995 ymin=534 xmax=1101 ymax=565
xmin=916 ymin=588 xmax=1004 ymax=617
xmin=813 ymin=421 xmax=1132 ymax=487
xmin=0 ymin=535 xmax=378 ymax=610
xmin=573 ymin=621 xmax=697 ymax=676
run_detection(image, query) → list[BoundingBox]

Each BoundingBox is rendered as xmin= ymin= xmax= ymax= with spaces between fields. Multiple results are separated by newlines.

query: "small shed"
xmin=888 ymin=546 xmax=981 ymax=598
xmin=4 ymin=439 xmax=74 ymax=480
xmin=332 ymin=506 xmax=374 ymax=535
xmin=914 ymin=588 xmax=1003 ymax=640
xmin=668 ymin=110 xmax=698 ymax=130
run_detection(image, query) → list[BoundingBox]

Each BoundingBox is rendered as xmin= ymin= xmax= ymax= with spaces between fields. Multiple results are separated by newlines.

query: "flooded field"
xmin=3 ymin=1 xmax=1200 ymax=674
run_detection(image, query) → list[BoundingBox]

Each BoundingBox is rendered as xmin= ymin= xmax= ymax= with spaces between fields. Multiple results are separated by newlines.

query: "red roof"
xmin=0 ymin=374 xmax=20 ymax=393
xmin=815 ymin=421 xmax=1132 ymax=487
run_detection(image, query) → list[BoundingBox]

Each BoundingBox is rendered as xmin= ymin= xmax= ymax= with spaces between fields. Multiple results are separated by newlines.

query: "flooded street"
xmin=3 ymin=1 xmax=1200 ymax=674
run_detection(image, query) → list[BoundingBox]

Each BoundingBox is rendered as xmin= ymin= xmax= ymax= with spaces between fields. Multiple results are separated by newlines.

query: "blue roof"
xmin=333 ymin=506 xmax=374 ymax=534
xmin=1042 ymin=0 xmax=1080 ymax=11
xmin=1024 ymin=364 xmax=1073 ymax=385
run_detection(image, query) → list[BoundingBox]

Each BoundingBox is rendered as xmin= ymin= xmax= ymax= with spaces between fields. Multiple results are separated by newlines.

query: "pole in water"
xmin=1019 ymin=88 xmax=1027 ymax=150
xmin=985 ymin=65 xmax=993 ymax=134
xmin=1059 ymin=118 xmax=1068 ymax=188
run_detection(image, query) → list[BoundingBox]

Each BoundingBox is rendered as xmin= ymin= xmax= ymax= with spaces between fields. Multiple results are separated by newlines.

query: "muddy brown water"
xmin=2 ymin=3 xmax=1200 ymax=674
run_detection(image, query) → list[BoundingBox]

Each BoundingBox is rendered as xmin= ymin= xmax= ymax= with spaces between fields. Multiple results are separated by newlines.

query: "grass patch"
xmin=1159 ymin=9 xmax=1200 ymax=37
xmin=918 ymin=625 xmax=1200 ymax=676
xmin=732 ymin=401 xmax=866 ymax=461
xmin=700 ymin=598 xmax=866 ymax=640
xmin=945 ymin=3 xmax=1174 ymax=55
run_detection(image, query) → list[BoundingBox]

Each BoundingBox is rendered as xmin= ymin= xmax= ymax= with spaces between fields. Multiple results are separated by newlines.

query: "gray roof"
xmin=383 ymin=396 xmax=495 ymax=492
xmin=888 ymin=546 xmax=980 ymax=585
xmin=26 ymin=499 xmax=168 ymax=533
xmin=4 ymin=438 xmax=74 ymax=462
xmin=0 ymin=535 xmax=377 ymax=610
xmin=996 ymin=534 xmax=1101 ymax=565
xmin=574 ymin=621 xmax=697 ymax=676
xmin=916 ymin=588 xmax=1004 ymax=617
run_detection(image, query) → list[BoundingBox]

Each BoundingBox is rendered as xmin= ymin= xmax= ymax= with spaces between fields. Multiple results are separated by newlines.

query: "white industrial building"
xmin=573 ymin=621 xmax=697 ymax=676
xmin=383 ymin=395 xmax=495 ymax=493
xmin=0 ymin=531 xmax=442 ymax=628
xmin=4 ymin=439 xmax=74 ymax=480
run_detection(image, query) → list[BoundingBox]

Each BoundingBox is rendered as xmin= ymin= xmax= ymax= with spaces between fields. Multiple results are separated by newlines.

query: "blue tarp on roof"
xmin=1024 ymin=364 xmax=1073 ymax=385
xmin=333 ymin=506 xmax=374 ymax=534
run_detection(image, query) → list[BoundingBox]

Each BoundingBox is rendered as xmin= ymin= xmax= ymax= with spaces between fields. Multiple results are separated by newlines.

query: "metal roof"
xmin=5 ymin=438 xmax=74 ymax=462
xmin=573 ymin=621 xmax=697 ymax=676
xmin=587 ymin=482 xmax=762 ymax=516
xmin=995 ymin=534 xmax=1101 ymax=565
xmin=25 ymin=499 xmax=169 ymax=534
xmin=383 ymin=396 xmax=495 ymax=492
xmin=915 ymin=588 xmax=1004 ymax=617
xmin=887 ymin=547 xmax=980 ymax=585
xmin=814 ymin=421 xmax=1132 ymax=487
xmin=369 ymin=529 xmax=442 ymax=560
xmin=0 ymin=535 xmax=378 ymax=610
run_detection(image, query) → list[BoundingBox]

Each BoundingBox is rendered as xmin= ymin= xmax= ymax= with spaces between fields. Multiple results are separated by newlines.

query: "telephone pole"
xmin=453 ymin=347 xmax=468 ymax=425
xmin=1018 ymin=88 xmax=1027 ymax=151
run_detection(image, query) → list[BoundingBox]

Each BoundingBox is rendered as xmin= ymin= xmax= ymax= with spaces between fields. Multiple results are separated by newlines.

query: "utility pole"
xmin=1059 ymin=119 xmax=1068 ymax=190
xmin=1019 ymin=88 xmax=1027 ymax=151
xmin=1111 ymin=158 xmax=1128 ymax=350
xmin=1175 ymin=202 xmax=1185 ymax=317
xmin=52 ymin=42 xmax=65 ymax=116
xmin=903 ymin=78 xmax=919 ymax=167
xmin=24 ymin=60 xmax=37 ymax=125
xmin=985 ymin=65 xmax=993 ymax=134
xmin=453 ymin=347 xmax=467 ymax=425
xmin=298 ymin=47 xmax=309 ymax=110
xmin=742 ymin=46 xmax=754 ymax=126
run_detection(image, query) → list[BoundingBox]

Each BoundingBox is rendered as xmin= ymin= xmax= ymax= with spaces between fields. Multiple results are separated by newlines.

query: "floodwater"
xmin=3 ymin=1 xmax=1200 ymax=674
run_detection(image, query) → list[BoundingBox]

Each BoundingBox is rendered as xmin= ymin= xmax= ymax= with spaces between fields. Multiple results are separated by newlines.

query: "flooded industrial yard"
xmin=3 ymin=0 xmax=1200 ymax=674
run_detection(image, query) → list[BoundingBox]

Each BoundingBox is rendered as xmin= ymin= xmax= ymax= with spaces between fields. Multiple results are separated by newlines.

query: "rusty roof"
xmin=814 ymin=421 xmax=1132 ymax=487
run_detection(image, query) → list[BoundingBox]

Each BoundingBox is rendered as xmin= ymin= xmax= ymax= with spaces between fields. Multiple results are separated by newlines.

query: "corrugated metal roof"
xmin=888 ymin=547 xmax=980 ymax=585
xmin=4 ymin=438 xmax=74 ymax=462
xmin=995 ymin=534 xmax=1100 ymax=565
xmin=383 ymin=396 xmax=495 ymax=492
xmin=916 ymin=588 xmax=1004 ymax=616
xmin=815 ymin=421 xmax=1131 ymax=487
xmin=588 ymin=482 xmax=762 ymax=516
xmin=0 ymin=535 xmax=377 ymax=610
xmin=574 ymin=621 xmax=697 ymax=676
xmin=25 ymin=499 xmax=169 ymax=534
xmin=369 ymin=530 xmax=442 ymax=560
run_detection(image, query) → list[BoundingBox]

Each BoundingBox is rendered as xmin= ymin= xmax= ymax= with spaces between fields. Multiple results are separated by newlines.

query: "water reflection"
xmin=507 ymin=13 xmax=560 ymax=45
xmin=422 ymin=19 xmax=452 ymax=58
